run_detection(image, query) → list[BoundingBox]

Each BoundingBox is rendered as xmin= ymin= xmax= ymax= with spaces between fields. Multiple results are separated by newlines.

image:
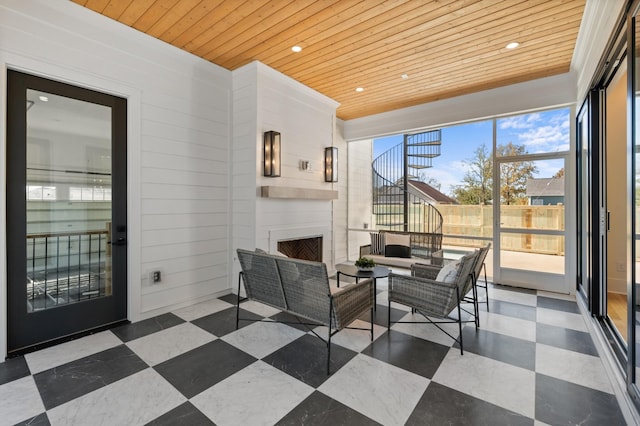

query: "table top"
xmin=335 ymin=264 xmax=390 ymax=279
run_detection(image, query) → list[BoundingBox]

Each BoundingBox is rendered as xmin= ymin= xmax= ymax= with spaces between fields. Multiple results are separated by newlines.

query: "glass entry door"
xmin=7 ymin=70 xmax=127 ymax=354
xmin=491 ymin=109 xmax=570 ymax=293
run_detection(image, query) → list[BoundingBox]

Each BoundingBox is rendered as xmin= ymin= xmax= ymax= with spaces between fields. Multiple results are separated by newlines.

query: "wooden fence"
xmin=434 ymin=204 xmax=565 ymax=256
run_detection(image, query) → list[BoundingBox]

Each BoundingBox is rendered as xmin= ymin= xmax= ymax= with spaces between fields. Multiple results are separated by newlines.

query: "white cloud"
xmin=498 ymin=113 xmax=541 ymax=129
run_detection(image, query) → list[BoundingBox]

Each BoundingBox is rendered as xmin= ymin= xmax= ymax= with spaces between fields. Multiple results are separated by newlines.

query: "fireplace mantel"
xmin=260 ymin=186 xmax=338 ymax=200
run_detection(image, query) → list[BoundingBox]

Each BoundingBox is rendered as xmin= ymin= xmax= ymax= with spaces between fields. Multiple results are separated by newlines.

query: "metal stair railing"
xmin=372 ymin=130 xmax=443 ymax=235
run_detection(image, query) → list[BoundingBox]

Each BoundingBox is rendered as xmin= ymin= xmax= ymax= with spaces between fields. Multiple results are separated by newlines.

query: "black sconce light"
xmin=325 ymin=146 xmax=338 ymax=182
xmin=263 ymin=131 xmax=281 ymax=177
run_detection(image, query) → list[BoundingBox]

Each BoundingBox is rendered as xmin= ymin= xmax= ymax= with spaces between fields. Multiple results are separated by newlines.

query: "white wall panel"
xmin=0 ymin=0 xmax=232 ymax=358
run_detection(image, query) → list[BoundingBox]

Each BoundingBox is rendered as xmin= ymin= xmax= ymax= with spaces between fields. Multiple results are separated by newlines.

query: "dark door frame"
xmin=6 ymin=69 xmax=128 ymax=356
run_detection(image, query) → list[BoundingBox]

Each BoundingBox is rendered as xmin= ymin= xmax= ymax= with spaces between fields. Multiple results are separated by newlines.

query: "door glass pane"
xmin=498 ymin=158 xmax=566 ymax=277
xmin=496 ymin=108 xmax=570 ymax=155
xmin=26 ymin=89 xmax=112 ymax=312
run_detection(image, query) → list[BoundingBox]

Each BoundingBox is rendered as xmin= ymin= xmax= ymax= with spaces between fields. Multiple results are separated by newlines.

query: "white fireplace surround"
xmin=268 ymin=227 xmax=332 ymax=265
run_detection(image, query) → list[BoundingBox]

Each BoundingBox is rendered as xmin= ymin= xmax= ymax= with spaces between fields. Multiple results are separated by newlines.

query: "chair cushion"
xmin=384 ymin=233 xmax=411 ymax=258
xmin=436 ymin=259 xmax=461 ymax=283
xmin=370 ymin=232 xmax=385 ymax=255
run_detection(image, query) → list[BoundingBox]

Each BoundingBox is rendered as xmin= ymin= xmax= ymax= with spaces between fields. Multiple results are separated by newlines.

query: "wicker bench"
xmin=359 ymin=230 xmax=444 ymax=269
xmin=236 ymin=249 xmax=375 ymax=374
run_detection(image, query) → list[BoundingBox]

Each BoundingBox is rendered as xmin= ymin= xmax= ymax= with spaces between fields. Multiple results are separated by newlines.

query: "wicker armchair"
xmin=388 ymin=250 xmax=479 ymax=354
xmin=412 ymin=243 xmax=491 ymax=326
xmin=236 ymin=249 xmax=374 ymax=374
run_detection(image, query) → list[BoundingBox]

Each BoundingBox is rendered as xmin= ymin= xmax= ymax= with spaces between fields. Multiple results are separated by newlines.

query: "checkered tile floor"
xmin=0 ymin=279 xmax=628 ymax=425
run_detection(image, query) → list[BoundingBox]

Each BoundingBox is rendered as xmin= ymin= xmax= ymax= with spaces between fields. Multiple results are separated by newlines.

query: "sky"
xmin=373 ymin=108 xmax=570 ymax=195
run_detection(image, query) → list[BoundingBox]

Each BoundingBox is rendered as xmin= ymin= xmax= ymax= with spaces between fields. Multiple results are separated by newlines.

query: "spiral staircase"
xmin=372 ymin=129 xmax=444 ymax=235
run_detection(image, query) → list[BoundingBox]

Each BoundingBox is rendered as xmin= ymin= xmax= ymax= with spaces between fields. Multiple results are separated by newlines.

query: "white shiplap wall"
xmin=0 ymin=0 xmax=231 ymax=357
xmin=231 ymin=62 xmax=340 ymax=272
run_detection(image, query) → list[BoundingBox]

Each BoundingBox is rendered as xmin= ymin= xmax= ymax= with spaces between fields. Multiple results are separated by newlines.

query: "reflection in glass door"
xmin=7 ymin=70 xmax=127 ymax=354
xmin=604 ymin=57 xmax=629 ymax=344
xmin=25 ymin=89 xmax=114 ymax=311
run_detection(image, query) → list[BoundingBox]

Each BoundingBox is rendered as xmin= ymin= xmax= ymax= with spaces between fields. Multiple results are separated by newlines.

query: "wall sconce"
xmin=324 ymin=146 xmax=338 ymax=182
xmin=263 ymin=131 xmax=281 ymax=177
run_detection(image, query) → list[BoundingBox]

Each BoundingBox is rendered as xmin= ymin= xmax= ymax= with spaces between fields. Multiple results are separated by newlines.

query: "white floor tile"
xmin=491 ymin=287 xmax=538 ymax=306
xmin=433 ymin=349 xmax=536 ymax=418
xmin=314 ymin=320 xmax=385 ymax=353
xmin=191 ymin=361 xmax=313 ymax=426
xmin=537 ymin=291 xmax=575 ymax=302
xmin=25 ymin=331 xmax=122 ymax=374
xmin=47 ymin=369 xmax=185 ymax=426
xmin=221 ymin=321 xmax=306 ymax=359
xmin=126 ymin=322 xmax=216 ymax=366
xmin=240 ymin=300 xmax=282 ymax=317
xmin=319 ymin=353 xmax=429 ymax=425
xmin=390 ymin=311 xmax=460 ymax=348
xmin=536 ymin=307 xmax=587 ymax=332
xmin=535 ymin=343 xmax=614 ymax=393
xmin=0 ymin=376 xmax=45 ymax=425
xmin=479 ymin=311 xmax=537 ymax=342
xmin=172 ymin=298 xmax=234 ymax=321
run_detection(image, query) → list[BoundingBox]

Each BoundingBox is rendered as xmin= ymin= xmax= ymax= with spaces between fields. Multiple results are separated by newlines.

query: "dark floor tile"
xmin=111 ymin=313 xmax=185 ymax=342
xmin=537 ymin=296 xmax=580 ymax=314
xmin=154 ymin=340 xmax=256 ymax=399
xmin=360 ymin=304 xmax=407 ymax=327
xmin=536 ymin=323 xmax=598 ymax=356
xmin=0 ymin=356 xmax=30 ymax=386
xmin=361 ymin=330 xmax=449 ymax=379
xmin=276 ymin=390 xmax=380 ymax=425
xmin=480 ymin=299 xmax=537 ymax=322
xmin=455 ymin=328 xmax=536 ymax=371
xmin=535 ymin=373 xmax=626 ymax=426
xmin=407 ymin=381 xmax=533 ymax=426
xmin=218 ymin=293 xmax=244 ymax=305
xmin=270 ymin=311 xmax=321 ymax=332
xmin=34 ymin=345 xmax=147 ymax=410
xmin=145 ymin=402 xmax=215 ymax=426
xmin=192 ymin=306 xmax=263 ymax=337
xmin=14 ymin=413 xmax=51 ymax=426
xmin=263 ymin=334 xmax=357 ymax=387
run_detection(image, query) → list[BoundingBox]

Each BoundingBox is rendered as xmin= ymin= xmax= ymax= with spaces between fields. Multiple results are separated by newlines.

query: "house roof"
xmin=526 ymin=177 xmax=565 ymax=197
xmin=72 ymin=1 xmax=586 ymax=121
xmin=408 ymin=180 xmax=458 ymax=204
xmin=374 ymin=180 xmax=457 ymax=205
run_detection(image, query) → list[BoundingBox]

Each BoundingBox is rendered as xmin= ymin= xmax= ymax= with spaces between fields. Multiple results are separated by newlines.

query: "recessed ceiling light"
xmin=39 ymin=96 xmax=49 ymax=102
xmin=291 ymin=45 xmax=302 ymax=52
xmin=401 ymin=74 xmax=409 ymax=80
xmin=506 ymin=42 xmax=520 ymax=50
xmin=355 ymin=87 xmax=364 ymax=92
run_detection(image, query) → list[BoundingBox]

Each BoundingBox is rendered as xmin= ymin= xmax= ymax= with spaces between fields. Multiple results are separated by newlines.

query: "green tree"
xmin=497 ymin=142 xmax=537 ymax=205
xmin=451 ymin=142 xmax=537 ymax=205
xmin=451 ymin=144 xmax=493 ymax=205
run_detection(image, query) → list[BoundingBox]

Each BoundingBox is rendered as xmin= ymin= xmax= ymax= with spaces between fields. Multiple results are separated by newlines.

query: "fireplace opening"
xmin=277 ymin=236 xmax=323 ymax=262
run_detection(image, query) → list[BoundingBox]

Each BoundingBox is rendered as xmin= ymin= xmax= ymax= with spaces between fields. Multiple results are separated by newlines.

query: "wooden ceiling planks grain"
xmin=72 ymin=0 xmax=586 ymax=120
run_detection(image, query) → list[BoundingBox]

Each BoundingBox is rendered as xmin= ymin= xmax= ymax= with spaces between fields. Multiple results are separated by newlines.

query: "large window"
xmin=348 ymin=106 xmax=570 ymax=291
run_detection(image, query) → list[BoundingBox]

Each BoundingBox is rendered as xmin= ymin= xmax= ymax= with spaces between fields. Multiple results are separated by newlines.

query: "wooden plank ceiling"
xmin=72 ymin=0 xmax=586 ymax=120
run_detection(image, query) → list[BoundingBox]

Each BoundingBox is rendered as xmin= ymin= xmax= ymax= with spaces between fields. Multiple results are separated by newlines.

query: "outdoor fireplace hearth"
xmin=268 ymin=227 xmax=331 ymax=264
xmin=277 ymin=236 xmax=323 ymax=262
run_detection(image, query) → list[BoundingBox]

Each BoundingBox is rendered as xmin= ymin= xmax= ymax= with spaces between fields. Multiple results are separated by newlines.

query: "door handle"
xmin=109 ymin=237 xmax=127 ymax=246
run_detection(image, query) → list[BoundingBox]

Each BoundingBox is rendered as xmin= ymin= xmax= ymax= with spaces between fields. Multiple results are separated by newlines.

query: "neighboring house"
xmin=526 ymin=177 xmax=565 ymax=205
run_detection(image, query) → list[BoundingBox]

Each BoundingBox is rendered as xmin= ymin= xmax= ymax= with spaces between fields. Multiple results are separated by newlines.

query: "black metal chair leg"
xmin=456 ymin=289 xmax=464 ymax=355
xmin=236 ymin=272 xmax=243 ymax=330
xmin=370 ymin=307 xmax=374 ymax=340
